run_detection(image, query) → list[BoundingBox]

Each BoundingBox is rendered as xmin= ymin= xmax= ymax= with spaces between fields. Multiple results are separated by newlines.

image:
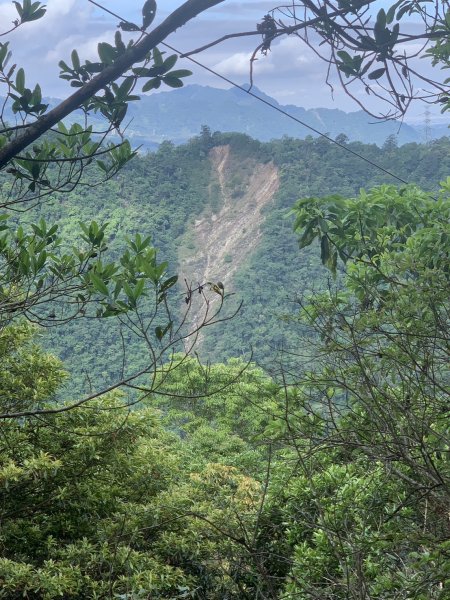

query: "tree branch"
xmin=0 ymin=0 xmax=224 ymax=169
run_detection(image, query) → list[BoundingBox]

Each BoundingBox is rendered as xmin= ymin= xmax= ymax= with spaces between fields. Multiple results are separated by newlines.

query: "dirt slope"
xmin=179 ymin=145 xmax=279 ymax=338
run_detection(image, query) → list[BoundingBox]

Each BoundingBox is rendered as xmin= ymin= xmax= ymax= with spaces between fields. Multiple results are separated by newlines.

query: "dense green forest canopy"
xmin=29 ymin=131 xmax=450 ymax=394
xmin=2 ymin=174 xmax=449 ymax=598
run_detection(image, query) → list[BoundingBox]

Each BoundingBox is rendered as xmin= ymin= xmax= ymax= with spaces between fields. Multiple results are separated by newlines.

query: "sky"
xmin=0 ymin=0 xmax=446 ymax=124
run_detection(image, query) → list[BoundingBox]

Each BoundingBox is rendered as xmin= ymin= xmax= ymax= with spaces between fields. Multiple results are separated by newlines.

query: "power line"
xmin=163 ymin=42 xmax=410 ymax=185
xmin=88 ymin=0 xmax=411 ymax=185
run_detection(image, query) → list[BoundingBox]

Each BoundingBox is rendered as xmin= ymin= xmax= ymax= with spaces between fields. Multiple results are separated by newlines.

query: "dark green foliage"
xmin=26 ymin=133 xmax=450 ymax=393
xmin=274 ymin=181 xmax=450 ymax=599
xmin=201 ymin=134 xmax=450 ymax=367
xmin=29 ymin=140 xmax=212 ymax=395
xmin=1 ymin=172 xmax=449 ymax=600
xmin=0 ymin=329 xmax=265 ymax=598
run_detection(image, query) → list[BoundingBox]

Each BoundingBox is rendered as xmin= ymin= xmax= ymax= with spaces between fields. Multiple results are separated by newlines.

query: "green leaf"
xmin=31 ymin=83 xmax=42 ymax=105
xmin=159 ymin=275 xmax=178 ymax=293
xmin=114 ymin=30 xmax=126 ymax=52
xmin=146 ymin=64 xmax=166 ymax=77
xmin=320 ymin=235 xmax=330 ymax=265
xmin=386 ymin=0 xmax=402 ymax=24
xmin=142 ymin=0 xmax=156 ymax=29
xmin=58 ymin=59 xmax=71 ymax=73
xmin=142 ymin=78 xmax=161 ymax=92
xmin=97 ymin=42 xmax=116 ymax=65
xmin=336 ymin=50 xmax=353 ymax=64
xmin=374 ymin=18 xmax=390 ymax=46
xmin=13 ymin=1 xmax=23 ymax=18
xmin=0 ymin=43 xmax=9 ymax=69
xmin=376 ymin=8 xmax=386 ymax=30
xmin=391 ymin=23 xmax=399 ymax=45
xmin=396 ymin=5 xmax=411 ymax=20
xmin=71 ymin=49 xmax=80 ymax=71
xmin=153 ymin=47 xmax=163 ymax=67
xmin=90 ymin=272 xmax=109 ymax=296
xmin=31 ymin=162 xmax=40 ymax=179
xmin=15 ymin=68 xmax=25 ymax=93
xmin=299 ymin=222 xmax=318 ymax=249
xmin=23 ymin=6 xmax=45 ymax=22
xmin=134 ymin=278 xmax=145 ymax=299
xmin=118 ymin=76 xmax=135 ymax=99
xmin=162 ymin=76 xmax=183 ymax=88
xmin=132 ymin=67 xmax=151 ymax=77
xmin=167 ymin=69 xmax=192 ymax=79
xmin=368 ymin=68 xmax=386 ymax=80
xmin=162 ymin=54 xmax=177 ymax=72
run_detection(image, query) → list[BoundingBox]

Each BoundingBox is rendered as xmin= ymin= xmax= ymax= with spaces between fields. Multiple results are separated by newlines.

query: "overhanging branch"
xmin=0 ymin=0 xmax=224 ymax=169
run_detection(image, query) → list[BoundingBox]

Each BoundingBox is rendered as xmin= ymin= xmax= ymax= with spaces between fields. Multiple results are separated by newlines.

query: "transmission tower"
xmin=423 ymin=107 xmax=432 ymax=144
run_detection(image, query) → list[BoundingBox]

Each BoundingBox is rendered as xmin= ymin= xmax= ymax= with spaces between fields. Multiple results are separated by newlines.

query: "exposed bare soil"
xmin=179 ymin=145 xmax=279 ymax=339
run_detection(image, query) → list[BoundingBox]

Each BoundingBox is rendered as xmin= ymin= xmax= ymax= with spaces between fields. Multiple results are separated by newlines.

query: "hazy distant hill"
xmin=14 ymin=85 xmax=447 ymax=149
xmin=119 ymin=84 xmax=444 ymax=147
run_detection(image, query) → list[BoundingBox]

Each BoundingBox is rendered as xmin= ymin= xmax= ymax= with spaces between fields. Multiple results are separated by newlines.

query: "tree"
xmin=0 ymin=325 xmax=265 ymax=598
xmin=0 ymin=0 xmax=229 ymax=419
xmin=150 ymin=354 xmax=279 ymax=473
xmin=260 ymin=181 xmax=450 ymax=598
xmin=187 ymin=0 xmax=450 ymax=120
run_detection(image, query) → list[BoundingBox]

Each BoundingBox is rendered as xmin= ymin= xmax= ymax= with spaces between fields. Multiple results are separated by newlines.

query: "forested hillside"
xmin=32 ymin=131 xmax=450 ymax=393
xmin=4 ymin=141 xmax=449 ymax=597
xmin=1 ymin=0 xmax=449 ymax=595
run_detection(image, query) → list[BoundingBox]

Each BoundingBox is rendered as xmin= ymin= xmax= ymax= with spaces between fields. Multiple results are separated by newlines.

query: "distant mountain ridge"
xmin=120 ymin=84 xmax=447 ymax=148
xmin=13 ymin=85 xmax=448 ymax=148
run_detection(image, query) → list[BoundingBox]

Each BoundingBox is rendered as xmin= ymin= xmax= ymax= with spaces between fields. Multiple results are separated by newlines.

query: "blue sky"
xmin=0 ymin=0 xmax=446 ymax=124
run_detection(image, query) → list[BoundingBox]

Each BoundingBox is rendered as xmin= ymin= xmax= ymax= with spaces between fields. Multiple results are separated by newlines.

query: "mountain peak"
xmin=35 ymin=84 xmax=439 ymax=148
xmin=124 ymin=84 xmax=425 ymax=147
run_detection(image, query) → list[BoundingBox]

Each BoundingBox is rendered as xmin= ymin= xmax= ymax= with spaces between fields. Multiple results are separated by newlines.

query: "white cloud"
xmin=46 ymin=29 xmax=117 ymax=65
xmin=0 ymin=0 xmax=116 ymax=95
xmin=214 ymin=51 xmax=275 ymax=76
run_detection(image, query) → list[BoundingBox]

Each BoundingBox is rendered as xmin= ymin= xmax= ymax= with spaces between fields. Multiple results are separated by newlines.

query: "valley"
xmin=34 ymin=130 xmax=450 ymax=393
